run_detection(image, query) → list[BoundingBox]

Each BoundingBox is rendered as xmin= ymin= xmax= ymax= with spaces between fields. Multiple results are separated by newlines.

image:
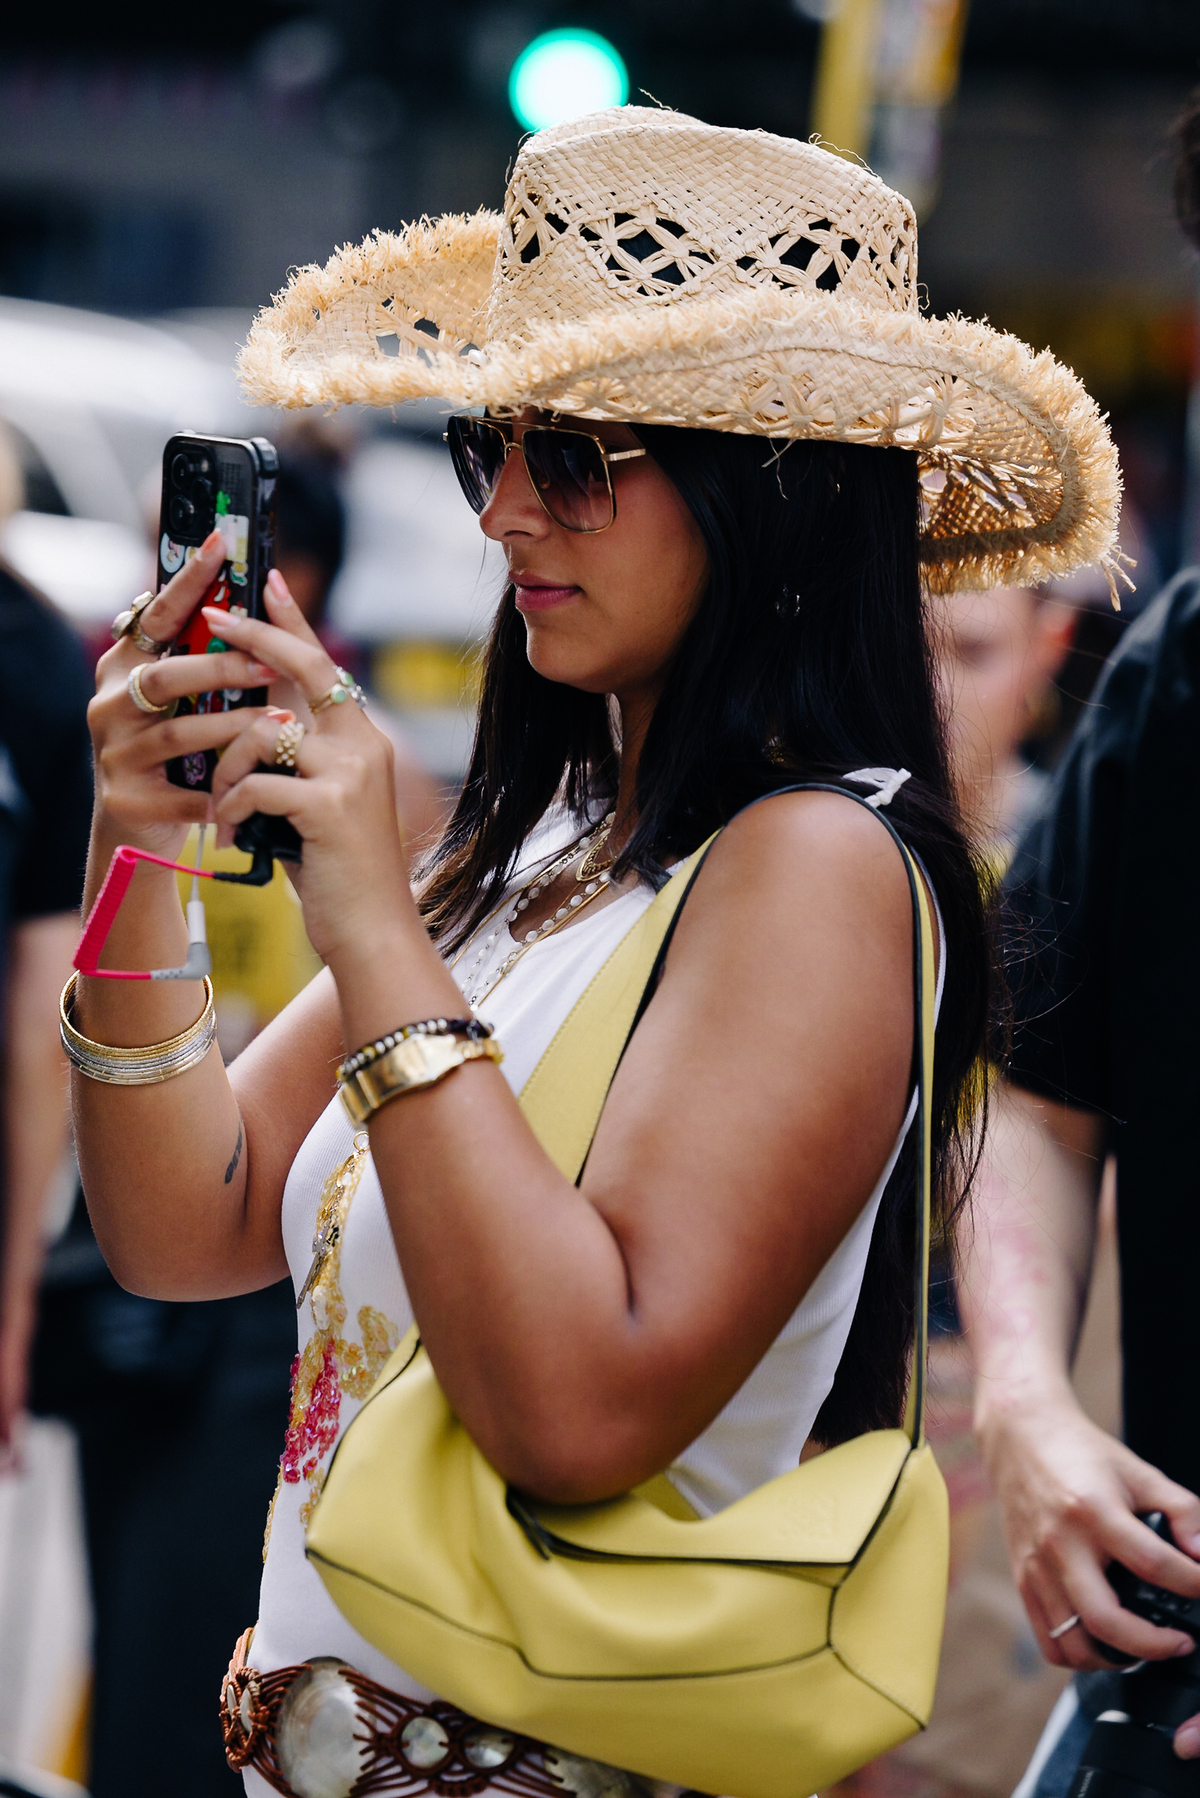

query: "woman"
xmin=69 ymin=109 xmax=1117 ymax=1798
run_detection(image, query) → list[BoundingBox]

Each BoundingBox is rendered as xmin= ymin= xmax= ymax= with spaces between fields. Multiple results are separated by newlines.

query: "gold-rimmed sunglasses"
xmin=444 ymin=415 xmax=646 ymax=533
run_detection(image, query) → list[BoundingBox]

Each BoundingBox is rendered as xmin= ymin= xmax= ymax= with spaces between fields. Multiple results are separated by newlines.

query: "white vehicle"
xmin=0 ymin=299 xmax=500 ymax=775
xmin=0 ymin=296 xmax=244 ymax=623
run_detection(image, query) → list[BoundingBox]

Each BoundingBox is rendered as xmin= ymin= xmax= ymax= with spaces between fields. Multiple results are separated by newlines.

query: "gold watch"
xmin=338 ymin=1032 xmax=503 ymax=1125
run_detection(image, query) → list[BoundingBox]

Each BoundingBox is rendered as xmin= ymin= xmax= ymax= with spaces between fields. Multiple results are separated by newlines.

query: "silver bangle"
xmin=60 ymin=973 xmax=217 ymax=1086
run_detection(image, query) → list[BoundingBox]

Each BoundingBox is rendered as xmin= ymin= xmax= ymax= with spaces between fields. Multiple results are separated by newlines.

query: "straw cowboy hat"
xmin=240 ymin=105 xmax=1121 ymax=596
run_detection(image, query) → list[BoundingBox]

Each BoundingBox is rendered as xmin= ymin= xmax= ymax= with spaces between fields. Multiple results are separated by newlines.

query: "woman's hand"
xmin=89 ymin=530 xmax=278 ymax=856
xmin=205 ymin=570 xmax=412 ymax=968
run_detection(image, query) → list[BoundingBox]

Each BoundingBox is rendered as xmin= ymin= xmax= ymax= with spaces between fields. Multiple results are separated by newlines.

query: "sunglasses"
xmin=444 ymin=415 xmax=646 ymax=533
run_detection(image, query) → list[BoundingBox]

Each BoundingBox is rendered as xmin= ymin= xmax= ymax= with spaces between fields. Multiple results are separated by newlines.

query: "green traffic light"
xmin=508 ymin=29 xmax=629 ymax=132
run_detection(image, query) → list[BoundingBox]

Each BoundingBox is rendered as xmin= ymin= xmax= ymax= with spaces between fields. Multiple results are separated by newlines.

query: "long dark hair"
xmin=420 ymin=427 xmax=990 ymax=1445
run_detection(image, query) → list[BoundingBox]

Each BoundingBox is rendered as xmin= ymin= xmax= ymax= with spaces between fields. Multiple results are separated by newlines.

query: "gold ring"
xmin=112 ymin=590 xmax=173 ymax=656
xmin=309 ymin=667 xmax=367 ymax=715
xmin=273 ymin=719 xmax=307 ymax=769
xmin=127 ymin=662 xmax=171 ymax=715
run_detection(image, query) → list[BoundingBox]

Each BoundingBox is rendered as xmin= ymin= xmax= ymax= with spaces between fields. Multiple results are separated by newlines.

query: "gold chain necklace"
xmin=453 ymin=812 xmax=617 ymax=1010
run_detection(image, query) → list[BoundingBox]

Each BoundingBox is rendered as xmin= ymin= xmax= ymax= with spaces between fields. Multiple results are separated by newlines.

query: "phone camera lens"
xmin=169 ymin=494 xmax=196 ymax=533
xmin=192 ymin=477 xmax=214 ymax=506
xmin=171 ymin=453 xmax=192 ymax=486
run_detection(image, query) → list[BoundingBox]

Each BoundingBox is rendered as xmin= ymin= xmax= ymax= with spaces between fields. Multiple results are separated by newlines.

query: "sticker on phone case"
xmin=160 ymin=535 xmax=186 ymax=574
xmin=215 ymin=492 xmax=249 ymax=581
xmin=174 ymin=565 xmax=235 ymax=660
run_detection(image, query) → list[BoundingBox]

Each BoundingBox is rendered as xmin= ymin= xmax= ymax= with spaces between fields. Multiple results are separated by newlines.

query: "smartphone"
xmin=160 ymin=432 xmax=277 ymax=794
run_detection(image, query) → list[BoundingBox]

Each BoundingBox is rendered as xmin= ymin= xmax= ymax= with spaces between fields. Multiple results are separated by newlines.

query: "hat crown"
xmin=240 ymin=104 xmax=1120 ymax=599
xmin=488 ymin=107 xmax=918 ymax=345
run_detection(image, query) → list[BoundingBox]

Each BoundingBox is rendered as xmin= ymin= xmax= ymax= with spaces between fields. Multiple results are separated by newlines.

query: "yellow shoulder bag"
xmin=305 ymin=785 xmax=948 ymax=1798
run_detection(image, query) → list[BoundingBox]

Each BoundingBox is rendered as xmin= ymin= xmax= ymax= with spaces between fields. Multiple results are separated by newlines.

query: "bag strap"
xmin=517 ymin=834 xmax=718 ymax=1181
xmin=515 ymin=783 xmax=936 ymax=1450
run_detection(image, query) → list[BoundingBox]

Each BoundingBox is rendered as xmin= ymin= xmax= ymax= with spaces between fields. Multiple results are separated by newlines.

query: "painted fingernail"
xmin=1176 ymin=1726 xmax=1200 ymax=1759
xmin=202 ymin=529 xmax=224 ymax=555
xmin=266 ymin=569 xmax=289 ymax=599
xmin=266 ymin=707 xmax=294 ymax=720
xmin=247 ymin=662 xmax=277 ymax=681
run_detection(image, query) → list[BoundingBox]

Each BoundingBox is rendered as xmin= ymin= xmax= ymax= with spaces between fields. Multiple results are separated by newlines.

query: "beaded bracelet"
xmin=338 ymin=1016 xmax=493 ymax=1081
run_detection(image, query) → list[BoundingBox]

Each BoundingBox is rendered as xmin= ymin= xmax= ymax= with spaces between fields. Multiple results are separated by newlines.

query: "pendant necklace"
xmin=575 ymin=823 xmax=616 ymax=883
xmin=453 ymin=812 xmax=618 ymax=1010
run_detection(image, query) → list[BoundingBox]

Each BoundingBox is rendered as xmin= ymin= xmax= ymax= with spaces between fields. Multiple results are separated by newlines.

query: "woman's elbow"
xmin=483 ymin=1405 xmax=667 ymax=1506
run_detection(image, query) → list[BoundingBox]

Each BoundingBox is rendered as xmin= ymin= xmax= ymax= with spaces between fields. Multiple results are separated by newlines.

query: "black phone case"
xmin=161 ymin=433 xmax=277 ymax=794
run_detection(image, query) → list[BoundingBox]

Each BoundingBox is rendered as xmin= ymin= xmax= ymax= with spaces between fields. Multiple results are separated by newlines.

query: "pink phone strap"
xmin=74 ymin=845 xmax=217 ymax=980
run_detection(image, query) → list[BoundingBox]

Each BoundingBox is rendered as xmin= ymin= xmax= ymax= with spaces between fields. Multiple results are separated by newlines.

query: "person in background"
xmin=29 ymin=440 xmax=446 ymax=1798
xmin=955 ymin=87 xmax=1200 ymax=1798
xmin=831 ymin=582 xmax=1086 ymax=1798
xmin=936 ymin=585 xmax=1076 ymax=865
xmin=271 ymin=428 xmax=448 ymax=858
xmin=0 ymin=421 xmax=92 ymax=1461
xmin=270 ymin=434 xmax=349 ymax=635
xmin=0 ymin=424 xmax=93 ymax=1798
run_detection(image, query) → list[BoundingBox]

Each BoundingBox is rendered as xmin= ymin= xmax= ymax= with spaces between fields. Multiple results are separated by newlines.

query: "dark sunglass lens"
xmin=522 ymin=430 xmax=612 ymax=531
xmin=447 ymin=417 xmax=506 ymax=514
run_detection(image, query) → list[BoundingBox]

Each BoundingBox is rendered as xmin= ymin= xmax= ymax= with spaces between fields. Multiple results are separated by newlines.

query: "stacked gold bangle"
xmin=60 ymin=973 xmax=217 ymax=1086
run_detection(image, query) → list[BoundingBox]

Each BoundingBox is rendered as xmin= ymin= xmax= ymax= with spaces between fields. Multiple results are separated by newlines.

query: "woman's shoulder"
xmin=676 ymin=783 xmax=933 ymax=985
xmin=712 ymin=784 xmax=912 ymax=887
xmin=658 ymin=784 xmax=914 ymax=981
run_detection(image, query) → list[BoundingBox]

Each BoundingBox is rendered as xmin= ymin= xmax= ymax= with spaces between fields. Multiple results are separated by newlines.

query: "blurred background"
xmin=2 ymin=0 xmax=1197 ymax=723
xmin=0 ymin=2 xmax=1196 ymax=1795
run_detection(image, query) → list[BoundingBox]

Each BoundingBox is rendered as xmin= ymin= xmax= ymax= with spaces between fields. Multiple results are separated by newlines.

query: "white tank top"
xmin=246 ymin=804 xmax=945 ymax=1727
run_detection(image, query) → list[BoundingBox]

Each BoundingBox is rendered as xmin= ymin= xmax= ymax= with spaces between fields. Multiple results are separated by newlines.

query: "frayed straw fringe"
xmin=239 ymin=208 xmax=1120 ymax=597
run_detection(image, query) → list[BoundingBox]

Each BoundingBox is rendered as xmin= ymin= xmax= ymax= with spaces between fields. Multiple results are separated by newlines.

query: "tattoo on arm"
xmin=224 ymin=1119 xmax=244 ymax=1185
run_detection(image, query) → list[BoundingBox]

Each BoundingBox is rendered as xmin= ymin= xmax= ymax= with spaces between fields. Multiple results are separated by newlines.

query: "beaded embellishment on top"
xmin=264 ymin=1136 xmax=401 ymax=1556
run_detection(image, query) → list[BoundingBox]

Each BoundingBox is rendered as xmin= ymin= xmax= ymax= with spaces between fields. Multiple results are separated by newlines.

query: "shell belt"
xmin=221 ymin=1627 xmax=708 ymax=1798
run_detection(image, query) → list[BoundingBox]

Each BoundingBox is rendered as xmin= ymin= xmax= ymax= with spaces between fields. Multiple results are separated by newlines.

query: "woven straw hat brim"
xmin=240 ymin=211 xmax=1121 ymax=597
xmin=239 ymin=212 xmax=499 ymax=413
